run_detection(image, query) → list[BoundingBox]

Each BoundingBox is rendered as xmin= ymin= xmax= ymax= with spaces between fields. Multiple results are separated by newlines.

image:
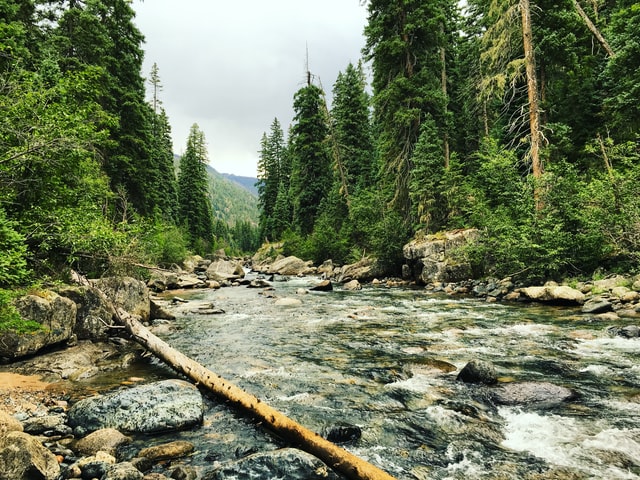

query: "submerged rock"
xmin=582 ymin=298 xmax=613 ymax=314
xmin=491 ymin=381 xmax=576 ymax=406
xmin=321 ymin=423 xmax=362 ymax=444
xmin=67 ymin=379 xmax=204 ymax=434
xmin=310 ymin=280 xmax=333 ymax=291
xmin=202 ymin=448 xmax=342 ymax=480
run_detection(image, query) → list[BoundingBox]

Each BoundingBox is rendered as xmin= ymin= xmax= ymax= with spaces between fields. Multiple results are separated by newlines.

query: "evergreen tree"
xmin=177 ymin=124 xmax=214 ymax=251
xmin=256 ymin=118 xmax=286 ymax=240
xmin=289 ymin=84 xmax=332 ymax=235
xmin=363 ymin=0 xmax=453 ymax=223
xmin=331 ymin=62 xmax=375 ymax=192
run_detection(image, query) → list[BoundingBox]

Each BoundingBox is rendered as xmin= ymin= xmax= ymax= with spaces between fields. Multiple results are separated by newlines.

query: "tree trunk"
xmin=116 ymin=310 xmax=397 ymax=480
xmin=572 ymin=0 xmax=615 ymax=57
xmin=520 ymin=0 xmax=544 ymax=208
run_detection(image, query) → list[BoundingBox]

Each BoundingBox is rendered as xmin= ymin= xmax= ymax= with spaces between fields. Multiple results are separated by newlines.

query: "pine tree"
xmin=289 ymin=84 xmax=332 ymax=235
xmin=331 ymin=62 xmax=375 ymax=193
xmin=256 ymin=118 xmax=286 ymax=240
xmin=177 ymin=124 xmax=214 ymax=250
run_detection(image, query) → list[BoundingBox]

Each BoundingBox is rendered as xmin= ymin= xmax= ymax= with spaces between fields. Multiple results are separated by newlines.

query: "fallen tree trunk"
xmin=116 ymin=309 xmax=397 ymax=480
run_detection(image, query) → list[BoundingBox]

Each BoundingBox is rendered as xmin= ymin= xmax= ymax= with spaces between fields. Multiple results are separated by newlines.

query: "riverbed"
xmin=87 ymin=277 xmax=640 ymax=478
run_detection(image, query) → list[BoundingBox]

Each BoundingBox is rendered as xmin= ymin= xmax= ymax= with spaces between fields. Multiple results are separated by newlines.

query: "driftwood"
xmin=116 ymin=310 xmax=397 ymax=480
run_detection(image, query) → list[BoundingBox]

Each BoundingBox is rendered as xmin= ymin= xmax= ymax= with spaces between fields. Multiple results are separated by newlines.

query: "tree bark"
xmin=116 ymin=310 xmax=397 ymax=480
xmin=520 ymin=0 xmax=544 ymax=208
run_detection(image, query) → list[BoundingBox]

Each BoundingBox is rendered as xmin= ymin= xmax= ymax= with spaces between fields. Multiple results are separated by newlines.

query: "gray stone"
xmin=74 ymin=428 xmax=132 ymax=457
xmin=0 ymin=430 xmax=60 ymax=480
xmin=92 ymin=277 xmax=150 ymax=322
xmin=0 ymin=292 xmax=77 ymax=359
xmin=22 ymin=413 xmax=67 ymax=435
xmin=491 ymin=381 xmax=576 ymax=406
xmin=457 ymin=359 xmax=498 ymax=385
xmin=67 ymin=379 xmax=204 ymax=434
xmin=343 ymin=279 xmax=362 ymax=291
xmin=58 ymin=285 xmax=116 ymax=340
xmin=0 ymin=410 xmax=23 ymax=433
xmin=102 ymin=462 xmax=143 ymax=480
xmin=205 ymin=258 xmax=245 ymax=282
xmin=338 ymin=257 xmax=383 ymax=282
xmin=202 ymin=448 xmax=342 ymax=480
xmin=138 ymin=440 xmax=194 ymax=462
xmin=519 ymin=285 xmax=585 ymax=305
xmin=582 ymin=298 xmax=614 ymax=314
xmin=310 ymin=280 xmax=333 ymax=291
xmin=267 ymin=256 xmax=315 ymax=276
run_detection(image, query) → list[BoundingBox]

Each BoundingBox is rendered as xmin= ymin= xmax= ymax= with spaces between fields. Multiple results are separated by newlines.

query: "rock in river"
xmin=457 ymin=359 xmax=498 ymax=385
xmin=491 ymin=381 xmax=576 ymax=407
xmin=68 ymin=379 xmax=204 ymax=434
xmin=203 ymin=448 xmax=342 ymax=480
xmin=0 ymin=430 xmax=60 ymax=480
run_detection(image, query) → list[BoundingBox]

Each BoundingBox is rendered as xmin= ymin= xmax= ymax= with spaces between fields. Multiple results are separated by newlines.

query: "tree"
xmin=289 ymin=84 xmax=332 ymax=235
xmin=256 ymin=118 xmax=287 ymax=240
xmin=363 ymin=0 xmax=453 ymax=223
xmin=331 ymin=62 xmax=375 ymax=193
xmin=177 ymin=124 xmax=214 ymax=251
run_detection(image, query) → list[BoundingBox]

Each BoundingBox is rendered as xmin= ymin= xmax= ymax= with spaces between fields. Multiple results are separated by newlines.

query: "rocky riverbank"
xmin=2 ymin=247 xmax=640 ymax=479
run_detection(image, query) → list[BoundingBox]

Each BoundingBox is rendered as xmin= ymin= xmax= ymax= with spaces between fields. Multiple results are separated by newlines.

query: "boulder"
xmin=317 ymin=260 xmax=334 ymax=277
xmin=205 ymin=258 xmax=245 ymax=282
xmin=0 ymin=430 xmax=60 ymax=480
xmin=58 ymin=285 xmax=116 ymax=340
xmin=519 ymin=285 xmax=585 ymax=305
xmin=267 ymin=256 xmax=315 ymax=276
xmin=582 ymin=298 xmax=613 ymax=314
xmin=22 ymin=413 xmax=68 ymax=435
xmin=457 ymin=359 xmax=498 ymax=385
xmin=274 ymin=297 xmax=302 ymax=307
xmin=202 ymin=448 xmax=342 ymax=480
xmin=491 ymin=381 xmax=576 ymax=406
xmin=147 ymin=271 xmax=180 ymax=292
xmin=403 ymin=229 xmax=479 ymax=284
xmin=337 ymin=257 xmax=382 ymax=282
xmin=67 ymin=379 xmax=204 ymax=434
xmin=593 ymin=275 xmax=629 ymax=292
xmin=150 ymin=300 xmax=175 ymax=321
xmin=102 ymin=461 xmax=143 ymax=480
xmin=138 ymin=440 xmax=195 ymax=462
xmin=321 ymin=423 xmax=362 ymax=444
xmin=310 ymin=280 xmax=333 ymax=291
xmin=0 ymin=292 xmax=77 ymax=359
xmin=343 ymin=280 xmax=362 ymax=291
xmin=74 ymin=428 xmax=132 ymax=457
xmin=0 ymin=410 xmax=23 ymax=433
xmin=92 ymin=277 xmax=150 ymax=322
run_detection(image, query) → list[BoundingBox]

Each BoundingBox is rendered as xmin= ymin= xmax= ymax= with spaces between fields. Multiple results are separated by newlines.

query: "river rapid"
xmin=125 ymin=275 xmax=640 ymax=479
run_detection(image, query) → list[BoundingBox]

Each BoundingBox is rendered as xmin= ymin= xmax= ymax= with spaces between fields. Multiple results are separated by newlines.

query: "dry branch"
xmin=116 ymin=310 xmax=397 ymax=480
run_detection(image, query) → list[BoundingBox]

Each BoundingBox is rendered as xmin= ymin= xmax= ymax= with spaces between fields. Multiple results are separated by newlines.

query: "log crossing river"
xmin=118 ymin=275 xmax=640 ymax=479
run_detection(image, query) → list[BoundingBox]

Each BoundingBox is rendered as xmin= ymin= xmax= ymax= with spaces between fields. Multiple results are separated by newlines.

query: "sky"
xmin=132 ymin=1 xmax=370 ymax=177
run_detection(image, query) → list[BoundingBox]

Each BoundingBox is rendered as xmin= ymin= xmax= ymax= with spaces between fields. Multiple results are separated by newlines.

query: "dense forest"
xmin=1 ymin=0 xmax=639 ymax=294
xmin=0 ymin=0 xmax=260 ymax=290
xmin=257 ymin=0 xmax=640 ymax=282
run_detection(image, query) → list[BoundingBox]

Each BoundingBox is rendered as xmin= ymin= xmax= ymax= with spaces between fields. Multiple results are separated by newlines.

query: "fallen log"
xmin=116 ymin=309 xmax=398 ymax=480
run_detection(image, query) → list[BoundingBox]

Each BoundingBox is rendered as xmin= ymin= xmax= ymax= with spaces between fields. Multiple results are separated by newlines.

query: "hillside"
xmin=205 ymin=165 xmax=259 ymax=226
xmin=221 ymin=174 xmax=259 ymax=196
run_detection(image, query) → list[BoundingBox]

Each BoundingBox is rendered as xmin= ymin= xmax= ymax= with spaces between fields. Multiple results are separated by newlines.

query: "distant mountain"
xmin=205 ymin=166 xmax=259 ymax=226
xmin=173 ymin=155 xmax=259 ymax=226
xmin=221 ymin=173 xmax=259 ymax=196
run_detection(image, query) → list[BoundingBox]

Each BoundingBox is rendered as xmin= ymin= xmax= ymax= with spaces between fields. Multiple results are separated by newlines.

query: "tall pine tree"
xmin=177 ymin=124 xmax=214 ymax=251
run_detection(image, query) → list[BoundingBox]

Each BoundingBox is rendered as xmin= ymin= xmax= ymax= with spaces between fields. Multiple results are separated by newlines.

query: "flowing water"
xmin=126 ymin=276 xmax=640 ymax=479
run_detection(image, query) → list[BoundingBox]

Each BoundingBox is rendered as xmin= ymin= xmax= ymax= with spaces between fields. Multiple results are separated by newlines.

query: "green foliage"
xmin=178 ymin=124 xmax=214 ymax=252
xmin=0 ymin=289 xmax=42 ymax=334
xmin=141 ymin=221 xmax=190 ymax=268
xmin=0 ymin=209 xmax=29 ymax=287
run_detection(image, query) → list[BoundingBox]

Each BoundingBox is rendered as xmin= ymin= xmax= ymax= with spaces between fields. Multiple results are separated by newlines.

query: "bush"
xmin=0 ymin=208 xmax=30 ymax=287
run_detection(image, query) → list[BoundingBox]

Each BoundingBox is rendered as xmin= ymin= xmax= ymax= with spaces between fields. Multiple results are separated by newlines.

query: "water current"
xmin=127 ymin=275 xmax=640 ymax=479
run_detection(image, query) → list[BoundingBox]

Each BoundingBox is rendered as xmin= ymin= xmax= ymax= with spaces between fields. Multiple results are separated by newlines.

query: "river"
xmin=122 ymin=275 xmax=640 ymax=479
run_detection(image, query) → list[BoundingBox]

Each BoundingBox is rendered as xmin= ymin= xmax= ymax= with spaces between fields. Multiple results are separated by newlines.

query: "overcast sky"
xmin=132 ymin=1 xmax=369 ymax=177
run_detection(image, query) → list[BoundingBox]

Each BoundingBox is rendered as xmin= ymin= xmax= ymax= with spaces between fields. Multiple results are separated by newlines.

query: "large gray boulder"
xmin=58 ymin=285 xmax=116 ymax=340
xmin=67 ymin=379 xmax=204 ymax=434
xmin=0 ymin=430 xmax=60 ymax=480
xmin=519 ymin=285 xmax=586 ymax=305
xmin=91 ymin=277 xmax=150 ymax=322
xmin=203 ymin=448 xmax=342 ymax=480
xmin=0 ymin=292 xmax=76 ymax=359
xmin=206 ymin=258 xmax=246 ymax=282
xmin=457 ymin=359 xmax=498 ymax=385
xmin=267 ymin=256 xmax=315 ymax=276
xmin=403 ymin=229 xmax=479 ymax=284
xmin=337 ymin=257 xmax=382 ymax=282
